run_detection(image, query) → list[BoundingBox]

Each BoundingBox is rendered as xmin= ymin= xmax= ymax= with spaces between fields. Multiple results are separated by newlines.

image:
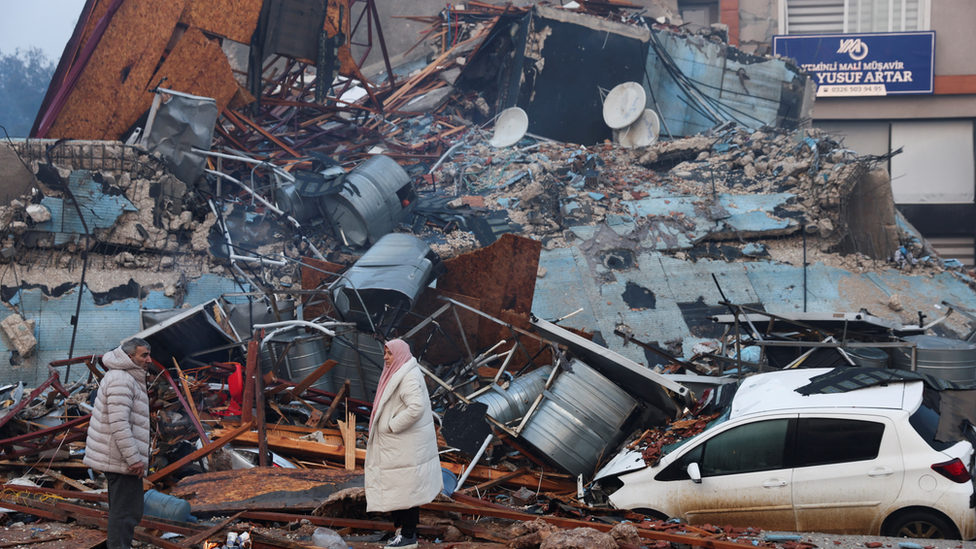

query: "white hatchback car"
xmin=591 ymin=368 xmax=976 ymax=539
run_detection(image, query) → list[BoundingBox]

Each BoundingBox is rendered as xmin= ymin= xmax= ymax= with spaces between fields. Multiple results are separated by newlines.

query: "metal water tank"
xmin=260 ymin=328 xmax=333 ymax=393
xmin=519 ymin=360 xmax=638 ymax=476
xmin=331 ymin=233 xmax=444 ymax=331
xmin=326 ymin=331 xmax=385 ymax=401
xmin=891 ymin=335 xmax=976 ymax=384
xmin=473 ymin=366 xmax=552 ymax=425
xmin=320 ymin=155 xmax=417 ymax=248
xmin=844 ymin=347 xmax=888 ymax=369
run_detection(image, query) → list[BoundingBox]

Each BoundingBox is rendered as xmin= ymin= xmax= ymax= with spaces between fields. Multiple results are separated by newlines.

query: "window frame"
xmin=778 ymin=0 xmax=931 ymax=35
xmin=793 ymin=416 xmax=886 ymax=468
xmin=655 ymin=416 xmax=797 ymax=481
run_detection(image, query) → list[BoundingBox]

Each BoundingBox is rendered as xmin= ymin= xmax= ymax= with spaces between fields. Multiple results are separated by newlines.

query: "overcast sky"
xmin=0 ymin=0 xmax=88 ymax=61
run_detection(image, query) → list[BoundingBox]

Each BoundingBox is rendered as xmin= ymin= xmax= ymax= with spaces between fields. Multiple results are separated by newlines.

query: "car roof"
xmin=730 ymin=368 xmax=923 ymax=419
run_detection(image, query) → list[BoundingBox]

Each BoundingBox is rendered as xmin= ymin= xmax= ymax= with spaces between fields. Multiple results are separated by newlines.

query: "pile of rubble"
xmin=5 ymin=1 xmax=976 ymax=548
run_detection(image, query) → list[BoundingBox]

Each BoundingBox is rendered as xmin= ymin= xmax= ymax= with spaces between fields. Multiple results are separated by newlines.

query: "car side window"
xmin=795 ymin=417 xmax=884 ymax=467
xmin=700 ymin=419 xmax=790 ymax=477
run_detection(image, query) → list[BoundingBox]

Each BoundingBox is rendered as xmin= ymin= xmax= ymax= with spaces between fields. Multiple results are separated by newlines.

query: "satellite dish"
xmin=490 ymin=107 xmax=529 ymax=148
xmin=617 ymin=109 xmax=661 ymax=148
xmin=603 ymin=82 xmax=646 ymax=129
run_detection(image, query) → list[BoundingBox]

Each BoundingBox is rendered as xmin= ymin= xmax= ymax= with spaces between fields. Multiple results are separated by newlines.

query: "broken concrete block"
xmin=1 ymin=315 xmax=37 ymax=357
xmin=608 ymin=523 xmax=641 ymax=546
xmin=817 ymin=218 xmax=834 ymax=238
xmin=10 ymin=221 xmax=28 ymax=235
xmin=537 ymin=266 xmax=548 ymax=278
xmin=26 ymin=204 xmax=52 ymax=223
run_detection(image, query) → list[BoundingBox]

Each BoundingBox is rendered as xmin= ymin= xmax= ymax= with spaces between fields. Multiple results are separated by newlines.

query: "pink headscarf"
xmin=369 ymin=339 xmax=413 ymax=430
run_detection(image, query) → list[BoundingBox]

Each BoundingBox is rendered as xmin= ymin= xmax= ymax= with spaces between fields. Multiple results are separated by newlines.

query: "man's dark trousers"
xmin=106 ymin=472 xmax=144 ymax=549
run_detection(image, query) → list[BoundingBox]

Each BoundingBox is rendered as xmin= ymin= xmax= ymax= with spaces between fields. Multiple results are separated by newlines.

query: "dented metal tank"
xmin=330 ymin=233 xmax=444 ymax=331
xmin=519 ymin=359 xmax=639 ymax=477
xmin=260 ymin=327 xmax=334 ymax=393
xmin=473 ymin=366 xmax=552 ymax=425
xmin=891 ymin=335 xmax=976 ymax=384
xmin=326 ymin=331 xmax=385 ymax=401
xmin=320 ymin=155 xmax=417 ymax=248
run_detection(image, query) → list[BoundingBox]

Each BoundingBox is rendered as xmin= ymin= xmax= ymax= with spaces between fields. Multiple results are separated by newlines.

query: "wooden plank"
xmin=224 ymin=109 xmax=303 ymax=158
xmin=180 ymin=511 xmax=244 ymax=547
xmin=383 ymin=48 xmax=455 ymax=108
xmin=459 ymin=467 xmax=527 ymax=495
xmin=266 ymin=359 xmax=337 ymax=398
xmin=42 ymin=468 xmax=90 ymax=492
xmin=319 ymin=379 xmax=350 ymax=427
xmin=173 ymin=358 xmax=209 ymax=445
xmin=423 ymin=499 xmax=755 ymax=549
xmin=242 ymin=340 xmax=258 ymax=424
xmin=147 ymin=421 xmax=253 ymax=483
xmin=209 ymin=429 xmax=364 ymax=463
xmin=439 ymin=462 xmax=573 ymax=493
xmin=341 ymin=411 xmax=356 ymax=470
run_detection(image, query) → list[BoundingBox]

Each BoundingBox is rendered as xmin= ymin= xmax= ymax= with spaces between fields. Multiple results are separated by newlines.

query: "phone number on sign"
xmin=817 ymin=84 xmax=887 ymax=97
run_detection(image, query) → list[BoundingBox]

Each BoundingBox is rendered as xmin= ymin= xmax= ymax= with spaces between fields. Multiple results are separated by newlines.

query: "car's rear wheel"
xmin=883 ymin=509 xmax=959 ymax=539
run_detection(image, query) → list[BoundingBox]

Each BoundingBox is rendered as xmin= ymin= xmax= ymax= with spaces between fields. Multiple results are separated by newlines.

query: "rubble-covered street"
xmin=4 ymin=1 xmax=976 ymax=549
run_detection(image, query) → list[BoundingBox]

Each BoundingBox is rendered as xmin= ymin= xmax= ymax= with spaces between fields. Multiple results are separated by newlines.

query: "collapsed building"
xmin=4 ymin=1 xmax=976 ymax=548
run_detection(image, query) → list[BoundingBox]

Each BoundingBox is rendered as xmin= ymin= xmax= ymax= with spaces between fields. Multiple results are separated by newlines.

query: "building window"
xmin=780 ymin=0 xmax=931 ymax=35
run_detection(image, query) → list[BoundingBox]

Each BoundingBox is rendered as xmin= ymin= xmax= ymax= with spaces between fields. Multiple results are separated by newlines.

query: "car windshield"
xmin=659 ymin=406 xmax=732 ymax=459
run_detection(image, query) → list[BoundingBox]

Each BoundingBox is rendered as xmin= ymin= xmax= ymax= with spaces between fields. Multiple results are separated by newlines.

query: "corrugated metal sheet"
xmin=0 ymin=275 xmax=250 ymax=386
xmin=644 ymin=30 xmax=805 ymax=136
xmin=533 ymin=247 xmax=976 ymax=369
xmin=33 ymin=170 xmax=138 ymax=245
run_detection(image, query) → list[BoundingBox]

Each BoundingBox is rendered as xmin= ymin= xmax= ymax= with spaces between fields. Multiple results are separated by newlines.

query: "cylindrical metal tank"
xmin=260 ymin=328 xmax=333 ymax=393
xmin=473 ymin=366 xmax=552 ymax=425
xmin=845 ymin=347 xmax=888 ymax=369
xmin=891 ymin=335 xmax=976 ymax=384
xmin=326 ymin=331 xmax=385 ymax=401
xmin=276 ymin=184 xmax=316 ymax=223
xmin=519 ymin=360 xmax=638 ymax=477
xmin=319 ymin=155 xmax=416 ymax=248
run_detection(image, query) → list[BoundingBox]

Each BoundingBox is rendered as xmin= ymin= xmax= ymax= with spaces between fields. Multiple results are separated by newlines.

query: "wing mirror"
xmin=688 ymin=462 xmax=702 ymax=484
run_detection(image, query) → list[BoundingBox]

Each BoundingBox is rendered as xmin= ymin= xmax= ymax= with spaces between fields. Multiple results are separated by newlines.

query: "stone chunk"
xmin=26 ymin=204 xmax=52 ymax=223
xmin=1 ymin=315 xmax=37 ymax=357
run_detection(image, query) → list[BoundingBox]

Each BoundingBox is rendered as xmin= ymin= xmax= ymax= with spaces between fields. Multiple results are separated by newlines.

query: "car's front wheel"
xmin=883 ymin=509 xmax=959 ymax=540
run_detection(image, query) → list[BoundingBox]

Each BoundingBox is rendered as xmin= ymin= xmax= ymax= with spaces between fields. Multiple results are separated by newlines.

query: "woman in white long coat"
xmin=365 ymin=339 xmax=443 ymax=549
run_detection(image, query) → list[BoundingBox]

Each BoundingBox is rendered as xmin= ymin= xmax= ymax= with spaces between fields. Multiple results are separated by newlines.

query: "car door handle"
xmin=868 ymin=467 xmax=894 ymax=477
xmin=762 ymin=478 xmax=788 ymax=487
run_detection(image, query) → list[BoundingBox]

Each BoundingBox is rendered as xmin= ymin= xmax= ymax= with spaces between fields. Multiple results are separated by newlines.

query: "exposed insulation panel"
xmin=77 ymin=0 xmax=114 ymax=58
xmin=47 ymin=0 xmax=187 ymax=140
xmin=180 ymin=0 xmax=264 ymax=44
xmin=150 ymin=27 xmax=241 ymax=114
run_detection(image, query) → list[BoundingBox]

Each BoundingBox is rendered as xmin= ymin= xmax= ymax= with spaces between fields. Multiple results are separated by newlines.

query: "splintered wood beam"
xmin=319 ymin=379 xmax=350 ymax=427
xmin=147 ymin=421 xmax=253 ymax=483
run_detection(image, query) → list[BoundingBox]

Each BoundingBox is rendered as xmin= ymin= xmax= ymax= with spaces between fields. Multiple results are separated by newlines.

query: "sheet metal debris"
xmin=3 ymin=1 xmax=976 ymax=547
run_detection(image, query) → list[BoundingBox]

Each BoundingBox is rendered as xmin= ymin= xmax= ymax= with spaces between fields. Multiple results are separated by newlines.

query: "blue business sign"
xmin=773 ymin=32 xmax=935 ymax=96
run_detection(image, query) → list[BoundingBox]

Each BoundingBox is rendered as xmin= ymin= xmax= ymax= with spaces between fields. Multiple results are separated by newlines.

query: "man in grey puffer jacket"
xmin=84 ymin=338 xmax=152 ymax=549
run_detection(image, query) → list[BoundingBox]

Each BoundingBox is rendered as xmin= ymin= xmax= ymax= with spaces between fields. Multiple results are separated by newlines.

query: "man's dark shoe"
xmin=384 ymin=533 xmax=418 ymax=549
